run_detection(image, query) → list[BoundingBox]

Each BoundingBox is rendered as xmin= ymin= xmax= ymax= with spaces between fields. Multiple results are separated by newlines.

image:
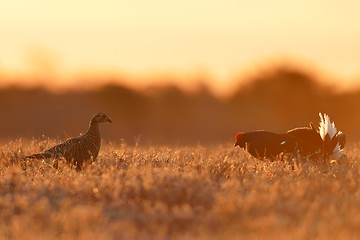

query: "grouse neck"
xmin=86 ymin=120 xmax=100 ymax=138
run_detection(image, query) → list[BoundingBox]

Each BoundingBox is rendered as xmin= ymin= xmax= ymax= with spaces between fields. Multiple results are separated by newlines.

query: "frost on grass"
xmin=1 ymin=139 xmax=360 ymax=239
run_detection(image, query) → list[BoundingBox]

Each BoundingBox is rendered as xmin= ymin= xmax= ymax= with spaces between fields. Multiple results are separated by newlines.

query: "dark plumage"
xmin=336 ymin=131 xmax=346 ymax=149
xmin=286 ymin=124 xmax=323 ymax=158
xmin=286 ymin=113 xmax=345 ymax=159
xmin=24 ymin=113 xmax=112 ymax=170
xmin=234 ymin=113 xmax=346 ymax=161
xmin=234 ymin=130 xmax=295 ymax=160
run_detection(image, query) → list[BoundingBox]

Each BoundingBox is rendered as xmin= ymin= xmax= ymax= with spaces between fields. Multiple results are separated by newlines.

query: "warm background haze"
xmin=1 ymin=0 xmax=360 ymax=95
xmin=1 ymin=1 xmax=360 ymax=144
xmin=2 ymin=3 xmax=360 ymax=239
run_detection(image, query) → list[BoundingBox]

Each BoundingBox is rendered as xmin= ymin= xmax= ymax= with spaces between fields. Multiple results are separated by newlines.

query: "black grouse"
xmin=234 ymin=113 xmax=345 ymax=161
xmin=234 ymin=130 xmax=295 ymax=160
xmin=286 ymin=113 xmax=345 ymax=159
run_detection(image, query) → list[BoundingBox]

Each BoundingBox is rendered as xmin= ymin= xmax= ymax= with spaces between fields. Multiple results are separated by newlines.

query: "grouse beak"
xmin=234 ymin=141 xmax=238 ymax=147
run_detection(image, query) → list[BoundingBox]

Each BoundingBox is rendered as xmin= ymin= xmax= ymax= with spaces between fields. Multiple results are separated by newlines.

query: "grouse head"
xmin=91 ymin=113 xmax=112 ymax=124
xmin=234 ymin=132 xmax=245 ymax=147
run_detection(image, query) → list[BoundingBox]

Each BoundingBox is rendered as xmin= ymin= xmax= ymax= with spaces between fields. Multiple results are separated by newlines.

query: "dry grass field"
xmin=1 ymin=138 xmax=360 ymax=239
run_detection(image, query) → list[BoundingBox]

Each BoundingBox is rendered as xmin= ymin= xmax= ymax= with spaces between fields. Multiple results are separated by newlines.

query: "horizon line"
xmin=1 ymin=62 xmax=359 ymax=97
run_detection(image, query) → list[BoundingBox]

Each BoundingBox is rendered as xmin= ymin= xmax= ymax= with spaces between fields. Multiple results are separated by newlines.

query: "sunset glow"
xmin=1 ymin=0 xmax=360 ymax=95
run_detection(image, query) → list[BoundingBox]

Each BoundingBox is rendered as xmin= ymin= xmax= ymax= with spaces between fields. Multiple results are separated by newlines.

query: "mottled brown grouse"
xmin=25 ymin=112 xmax=112 ymax=170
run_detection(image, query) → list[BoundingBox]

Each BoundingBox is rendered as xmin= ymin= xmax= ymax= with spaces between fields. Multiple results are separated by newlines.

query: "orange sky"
xmin=1 ymin=0 xmax=360 ymax=96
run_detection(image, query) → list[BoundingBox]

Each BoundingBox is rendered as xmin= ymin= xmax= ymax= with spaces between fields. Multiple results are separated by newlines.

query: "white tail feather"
xmin=318 ymin=112 xmax=344 ymax=159
xmin=331 ymin=142 xmax=343 ymax=160
xmin=318 ymin=112 xmax=337 ymax=140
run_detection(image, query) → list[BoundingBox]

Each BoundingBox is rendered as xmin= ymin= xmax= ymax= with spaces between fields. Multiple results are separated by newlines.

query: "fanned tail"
xmin=318 ymin=113 xmax=345 ymax=159
xmin=336 ymin=131 xmax=346 ymax=149
xmin=318 ymin=112 xmax=337 ymax=140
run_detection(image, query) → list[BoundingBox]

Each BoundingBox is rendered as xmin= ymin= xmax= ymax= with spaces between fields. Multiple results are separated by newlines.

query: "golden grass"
xmin=1 ymin=139 xmax=360 ymax=239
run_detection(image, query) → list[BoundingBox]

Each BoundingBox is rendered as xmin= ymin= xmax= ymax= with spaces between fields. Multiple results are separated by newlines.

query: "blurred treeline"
xmin=1 ymin=67 xmax=359 ymax=145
